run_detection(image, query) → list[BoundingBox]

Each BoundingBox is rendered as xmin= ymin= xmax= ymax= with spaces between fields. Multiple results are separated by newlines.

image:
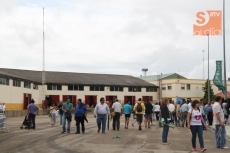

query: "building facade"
xmin=140 ymin=73 xmax=230 ymax=102
xmin=0 ymin=68 xmax=158 ymax=110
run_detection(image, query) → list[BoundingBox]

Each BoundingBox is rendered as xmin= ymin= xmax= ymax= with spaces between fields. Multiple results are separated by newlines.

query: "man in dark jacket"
xmin=144 ymin=98 xmax=153 ymax=128
xmin=74 ymin=99 xmax=87 ymax=134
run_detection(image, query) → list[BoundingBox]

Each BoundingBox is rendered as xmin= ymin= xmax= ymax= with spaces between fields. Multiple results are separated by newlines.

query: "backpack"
xmin=136 ymin=103 xmax=143 ymax=112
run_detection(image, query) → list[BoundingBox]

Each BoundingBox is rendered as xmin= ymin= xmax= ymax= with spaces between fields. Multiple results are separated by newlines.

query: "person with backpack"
xmin=74 ymin=99 xmax=87 ymax=134
xmin=187 ymin=100 xmax=206 ymax=152
xmin=133 ymin=98 xmax=146 ymax=131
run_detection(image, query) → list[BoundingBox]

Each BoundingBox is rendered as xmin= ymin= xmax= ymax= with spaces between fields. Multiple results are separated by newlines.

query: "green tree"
xmin=203 ymin=79 xmax=215 ymax=103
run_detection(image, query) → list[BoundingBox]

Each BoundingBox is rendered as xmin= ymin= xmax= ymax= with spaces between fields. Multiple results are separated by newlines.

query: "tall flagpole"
xmin=207 ymin=34 xmax=210 ymax=103
xmin=223 ymin=0 xmax=227 ymax=99
xmin=42 ymin=7 xmax=46 ymax=108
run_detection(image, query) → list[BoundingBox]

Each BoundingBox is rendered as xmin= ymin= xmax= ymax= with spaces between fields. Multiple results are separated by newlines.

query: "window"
xmin=202 ymin=87 xmax=205 ymax=91
xmin=68 ymin=85 xmax=84 ymax=91
xmin=167 ymin=84 xmax=172 ymax=90
xmin=33 ymin=84 xmax=38 ymax=90
xmin=187 ymin=98 xmax=191 ymax=101
xmin=110 ymin=86 xmax=123 ymax=92
xmin=13 ymin=80 xmax=21 ymax=87
xmin=162 ymin=85 xmax=166 ymax=90
xmin=0 ymin=77 xmax=9 ymax=85
xmin=128 ymin=87 xmax=141 ymax=92
xmin=24 ymin=81 xmax=31 ymax=89
xmin=181 ymin=84 xmax=185 ymax=90
xmin=89 ymin=85 xmax=104 ymax=91
xmin=47 ymin=84 xmax=62 ymax=90
xmin=186 ymin=84 xmax=191 ymax=90
xmin=146 ymin=87 xmax=157 ymax=92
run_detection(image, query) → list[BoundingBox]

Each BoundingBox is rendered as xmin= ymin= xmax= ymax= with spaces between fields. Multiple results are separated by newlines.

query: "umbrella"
xmin=176 ymin=97 xmax=183 ymax=104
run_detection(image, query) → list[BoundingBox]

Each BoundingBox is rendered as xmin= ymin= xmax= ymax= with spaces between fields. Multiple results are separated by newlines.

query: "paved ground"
xmin=0 ymin=115 xmax=229 ymax=153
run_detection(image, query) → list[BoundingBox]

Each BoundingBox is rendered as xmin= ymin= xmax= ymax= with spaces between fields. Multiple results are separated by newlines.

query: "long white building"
xmin=0 ymin=68 xmax=158 ymax=110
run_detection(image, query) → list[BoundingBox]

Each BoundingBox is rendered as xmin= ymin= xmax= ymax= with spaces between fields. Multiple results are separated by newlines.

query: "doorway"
xmin=142 ymin=96 xmax=153 ymax=102
xmin=85 ymin=95 xmax=97 ymax=108
xmin=124 ymin=96 xmax=136 ymax=106
xmin=45 ymin=95 xmax=60 ymax=107
xmin=106 ymin=95 xmax=117 ymax=107
xmin=63 ymin=95 xmax=77 ymax=107
xmin=23 ymin=93 xmax=32 ymax=110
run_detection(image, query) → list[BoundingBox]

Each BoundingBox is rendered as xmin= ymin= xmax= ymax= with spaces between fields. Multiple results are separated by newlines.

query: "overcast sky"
xmin=0 ymin=0 xmax=229 ymax=80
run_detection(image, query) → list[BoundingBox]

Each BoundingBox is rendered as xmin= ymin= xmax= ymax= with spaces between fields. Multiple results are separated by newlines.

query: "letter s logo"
xmin=194 ymin=11 xmax=209 ymax=26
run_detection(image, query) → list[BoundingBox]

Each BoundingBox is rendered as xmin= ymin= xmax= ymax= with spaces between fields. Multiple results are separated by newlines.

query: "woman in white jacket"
xmin=50 ymin=105 xmax=57 ymax=126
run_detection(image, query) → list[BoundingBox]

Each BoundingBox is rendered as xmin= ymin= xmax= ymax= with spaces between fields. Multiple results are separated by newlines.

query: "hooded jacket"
xmin=134 ymin=101 xmax=146 ymax=114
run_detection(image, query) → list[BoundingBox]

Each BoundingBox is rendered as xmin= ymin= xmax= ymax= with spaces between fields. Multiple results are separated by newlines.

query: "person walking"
xmin=58 ymin=102 xmax=63 ymax=125
xmin=213 ymin=96 xmax=228 ymax=149
xmin=27 ymin=99 xmax=38 ymax=130
xmin=171 ymin=101 xmax=178 ymax=126
xmin=50 ymin=104 xmax=57 ymax=126
xmin=2 ymin=103 xmax=6 ymax=114
xmin=187 ymin=100 xmax=206 ymax=152
xmin=205 ymin=102 xmax=213 ymax=126
xmin=61 ymin=98 xmax=73 ymax=134
xmin=151 ymin=101 xmax=155 ymax=123
xmin=160 ymin=98 xmax=170 ymax=145
xmin=123 ymin=100 xmax=132 ymax=129
xmin=0 ymin=103 xmax=3 ymax=113
xmin=180 ymin=101 xmax=189 ymax=127
xmin=199 ymin=100 xmax=207 ymax=130
xmin=94 ymin=97 xmax=110 ymax=134
xmin=144 ymin=98 xmax=153 ymax=128
xmin=74 ymin=99 xmax=87 ymax=134
xmin=112 ymin=99 xmax=122 ymax=131
xmin=133 ymin=98 xmax=145 ymax=131
xmin=154 ymin=103 xmax=160 ymax=121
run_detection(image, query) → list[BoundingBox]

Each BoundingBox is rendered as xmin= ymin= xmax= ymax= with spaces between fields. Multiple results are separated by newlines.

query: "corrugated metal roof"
xmin=0 ymin=68 xmax=158 ymax=87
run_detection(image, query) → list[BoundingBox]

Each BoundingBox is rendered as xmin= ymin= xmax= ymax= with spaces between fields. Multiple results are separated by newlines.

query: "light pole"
xmin=203 ymin=50 xmax=205 ymax=80
xmin=207 ymin=34 xmax=210 ymax=103
xmin=223 ymin=0 xmax=227 ymax=100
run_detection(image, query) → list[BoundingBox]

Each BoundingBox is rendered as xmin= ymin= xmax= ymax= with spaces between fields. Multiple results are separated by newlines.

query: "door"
xmin=132 ymin=96 xmax=136 ymax=106
xmin=23 ymin=93 xmax=31 ymax=110
xmin=85 ymin=95 xmax=89 ymax=106
xmin=52 ymin=95 xmax=60 ymax=106
xmin=93 ymin=96 xmax=97 ymax=107
xmin=72 ymin=95 xmax=77 ymax=107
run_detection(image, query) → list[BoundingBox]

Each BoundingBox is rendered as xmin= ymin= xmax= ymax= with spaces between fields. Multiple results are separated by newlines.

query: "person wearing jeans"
xmin=160 ymin=98 xmax=170 ymax=145
xmin=187 ymin=100 xmax=206 ymax=152
xmin=27 ymin=99 xmax=38 ymax=130
xmin=61 ymin=98 xmax=73 ymax=134
xmin=213 ymin=96 xmax=228 ymax=149
xmin=94 ymin=97 xmax=110 ymax=134
xmin=58 ymin=102 xmax=63 ymax=125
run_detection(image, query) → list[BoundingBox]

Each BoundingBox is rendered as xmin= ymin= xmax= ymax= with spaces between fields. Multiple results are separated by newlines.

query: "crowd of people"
xmin=23 ymin=96 xmax=230 ymax=152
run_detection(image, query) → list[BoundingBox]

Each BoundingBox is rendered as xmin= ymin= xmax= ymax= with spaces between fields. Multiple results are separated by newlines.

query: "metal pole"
xmin=203 ymin=50 xmax=205 ymax=80
xmin=223 ymin=0 xmax=227 ymax=100
xmin=42 ymin=7 xmax=46 ymax=107
xmin=207 ymin=34 xmax=210 ymax=102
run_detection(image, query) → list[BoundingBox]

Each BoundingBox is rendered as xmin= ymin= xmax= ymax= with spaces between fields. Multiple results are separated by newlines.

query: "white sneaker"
xmin=221 ymin=147 xmax=228 ymax=149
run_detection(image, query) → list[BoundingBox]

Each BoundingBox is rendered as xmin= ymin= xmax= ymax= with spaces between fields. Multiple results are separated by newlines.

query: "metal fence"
xmin=0 ymin=113 xmax=9 ymax=132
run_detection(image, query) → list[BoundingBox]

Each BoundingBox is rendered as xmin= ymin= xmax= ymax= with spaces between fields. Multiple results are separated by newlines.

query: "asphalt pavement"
xmin=0 ymin=115 xmax=229 ymax=153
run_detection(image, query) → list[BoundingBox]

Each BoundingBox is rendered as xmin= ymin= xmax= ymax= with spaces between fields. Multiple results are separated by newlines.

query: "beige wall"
xmin=150 ymin=78 xmax=230 ymax=101
xmin=0 ymin=78 xmax=158 ymax=110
